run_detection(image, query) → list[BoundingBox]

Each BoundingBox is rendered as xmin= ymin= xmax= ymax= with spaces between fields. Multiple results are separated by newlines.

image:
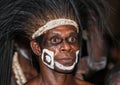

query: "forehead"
xmin=46 ymin=25 xmax=77 ymax=36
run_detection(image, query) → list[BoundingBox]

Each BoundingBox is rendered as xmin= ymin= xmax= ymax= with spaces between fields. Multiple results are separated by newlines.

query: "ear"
xmin=30 ymin=40 xmax=41 ymax=56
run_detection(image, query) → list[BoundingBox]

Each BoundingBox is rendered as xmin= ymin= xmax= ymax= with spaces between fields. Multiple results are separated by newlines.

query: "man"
xmin=26 ymin=21 xmax=93 ymax=85
xmin=0 ymin=0 xmax=111 ymax=84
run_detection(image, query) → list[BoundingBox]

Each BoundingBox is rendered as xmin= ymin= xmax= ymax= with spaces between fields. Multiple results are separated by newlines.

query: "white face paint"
xmin=41 ymin=49 xmax=79 ymax=71
xmin=41 ymin=49 xmax=54 ymax=69
xmin=54 ymin=50 xmax=79 ymax=70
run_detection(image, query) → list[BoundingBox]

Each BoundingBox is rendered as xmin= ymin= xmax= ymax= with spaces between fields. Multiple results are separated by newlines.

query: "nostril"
xmin=60 ymin=42 xmax=71 ymax=51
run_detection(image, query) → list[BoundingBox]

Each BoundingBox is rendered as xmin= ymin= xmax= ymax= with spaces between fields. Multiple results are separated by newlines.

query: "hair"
xmin=0 ymin=0 xmax=112 ymax=84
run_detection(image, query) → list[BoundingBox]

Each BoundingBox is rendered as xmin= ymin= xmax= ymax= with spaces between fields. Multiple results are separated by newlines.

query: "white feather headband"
xmin=32 ymin=18 xmax=79 ymax=39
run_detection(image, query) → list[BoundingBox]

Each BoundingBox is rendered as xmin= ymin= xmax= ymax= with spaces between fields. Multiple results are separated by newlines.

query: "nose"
xmin=60 ymin=41 xmax=71 ymax=52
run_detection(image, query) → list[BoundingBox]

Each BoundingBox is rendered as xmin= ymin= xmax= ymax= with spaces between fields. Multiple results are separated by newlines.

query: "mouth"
xmin=56 ymin=58 xmax=75 ymax=65
xmin=54 ymin=58 xmax=77 ymax=70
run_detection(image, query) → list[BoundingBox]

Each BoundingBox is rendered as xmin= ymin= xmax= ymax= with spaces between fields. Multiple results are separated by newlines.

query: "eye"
xmin=67 ymin=36 xmax=78 ymax=44
xmin=50 ymin=37 xmax=62 ymax=45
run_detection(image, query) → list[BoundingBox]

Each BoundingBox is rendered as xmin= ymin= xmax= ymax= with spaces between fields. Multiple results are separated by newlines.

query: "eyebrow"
xmin=69 ymin=32 xmax=78 ymax=36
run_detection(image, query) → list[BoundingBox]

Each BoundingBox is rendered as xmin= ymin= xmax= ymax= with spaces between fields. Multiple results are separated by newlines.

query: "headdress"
xmin=32 ymin=18 xmax=79 ymax=39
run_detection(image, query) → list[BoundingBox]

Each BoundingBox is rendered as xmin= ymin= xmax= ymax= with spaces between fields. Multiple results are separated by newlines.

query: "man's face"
xmin=41 ymin=25 xmax=80 ymax=73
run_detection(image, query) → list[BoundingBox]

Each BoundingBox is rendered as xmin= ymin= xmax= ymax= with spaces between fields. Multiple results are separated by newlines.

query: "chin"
xmin=53 ymin=65 xmax=75 ymax=74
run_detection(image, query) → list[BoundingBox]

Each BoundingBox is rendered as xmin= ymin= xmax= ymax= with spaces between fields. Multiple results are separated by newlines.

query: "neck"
xmin=18 ymin=52 xmax=38 ymax=80
xmin=39 ymin=60 xmax=75 ymax=85
xmin=40 ymin=69 xmax=74 ymax=85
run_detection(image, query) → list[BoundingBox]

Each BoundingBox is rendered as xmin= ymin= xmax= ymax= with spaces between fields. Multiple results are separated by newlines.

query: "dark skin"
xmin=26 ymin=25 xmax=94 ymax=85
xmin=16 ymin=47 xmax=38 ymax=80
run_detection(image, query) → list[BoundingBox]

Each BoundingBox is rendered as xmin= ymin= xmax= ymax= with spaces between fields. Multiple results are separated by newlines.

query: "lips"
xmin=56 ymin=58 xmax=75 ymax=65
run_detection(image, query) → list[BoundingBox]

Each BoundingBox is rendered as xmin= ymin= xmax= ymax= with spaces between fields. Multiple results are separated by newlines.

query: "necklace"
xmin=12 ymin=52 xmax=27 ymax=85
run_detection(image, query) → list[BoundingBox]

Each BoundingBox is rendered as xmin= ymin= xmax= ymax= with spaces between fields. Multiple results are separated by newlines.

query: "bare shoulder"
xmin=25 ymin=76 xmax=41 ymax=85
xmin=75 ymin=77 xmax=95 ymax=85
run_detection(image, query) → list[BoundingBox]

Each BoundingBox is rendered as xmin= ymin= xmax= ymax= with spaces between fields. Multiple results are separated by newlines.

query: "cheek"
xmin=47 ymin=46 xmax=61 ymax=58
xmin=43 ymin=44 xmax=80 ymax=57
xmin=44 ymin=45 xmax=60 ymax=55
xmin=71 ymin=44 xmax=80 ymax=51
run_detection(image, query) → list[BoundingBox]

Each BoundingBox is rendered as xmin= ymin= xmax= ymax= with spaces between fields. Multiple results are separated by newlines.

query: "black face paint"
xmin=43 ymin=32 xmax=79 ymax=47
